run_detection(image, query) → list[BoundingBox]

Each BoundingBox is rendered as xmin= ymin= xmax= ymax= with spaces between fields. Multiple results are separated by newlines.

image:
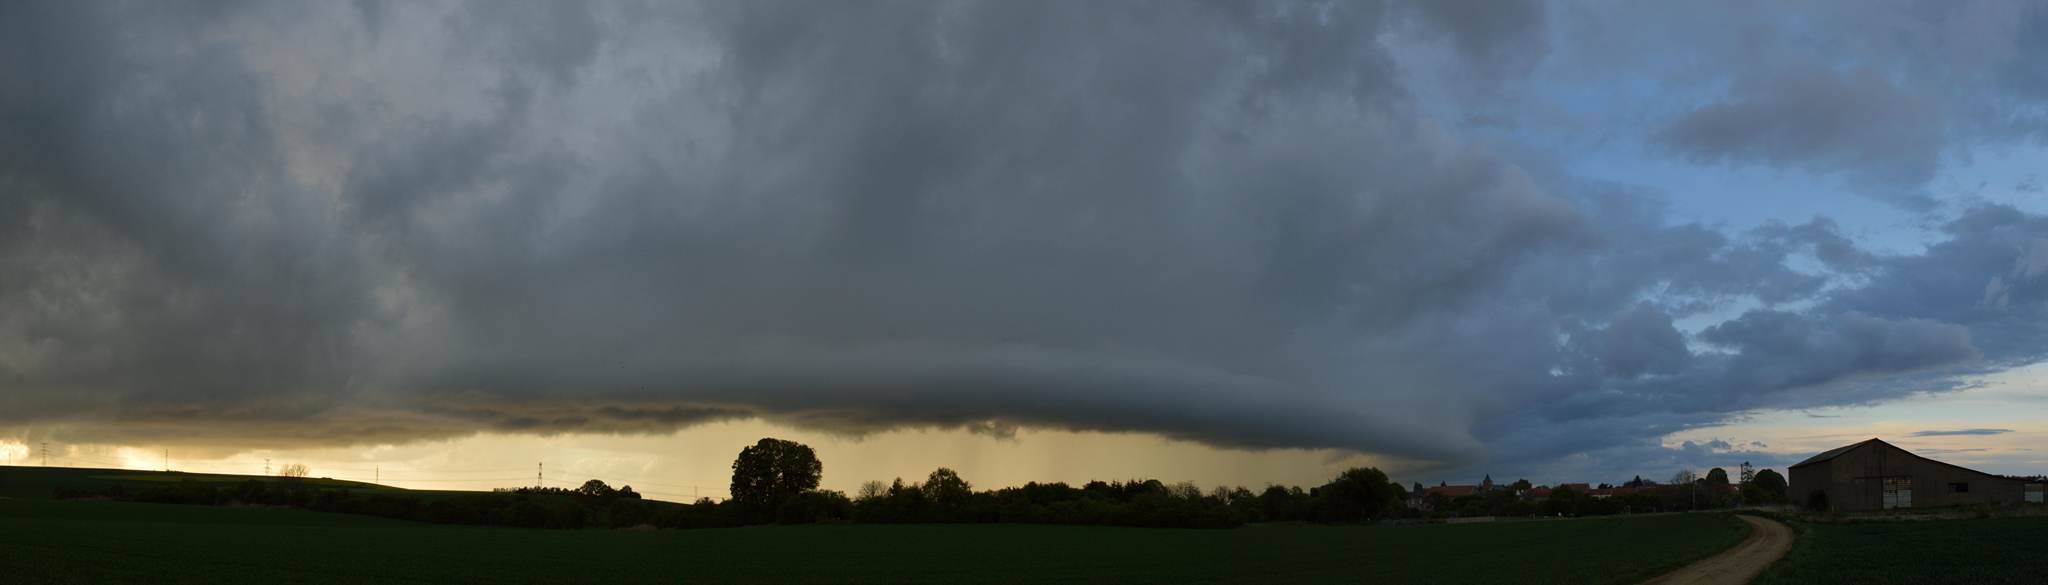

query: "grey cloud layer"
xmin=1911 ymin=429 xmax=2015 ymax=437
xmin=3 ymin=1 xmax=2047 ymax=480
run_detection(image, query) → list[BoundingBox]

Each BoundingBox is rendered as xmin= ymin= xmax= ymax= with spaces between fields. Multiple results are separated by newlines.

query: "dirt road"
xmin=1640 ymin=515 xmax=1794 ymax=585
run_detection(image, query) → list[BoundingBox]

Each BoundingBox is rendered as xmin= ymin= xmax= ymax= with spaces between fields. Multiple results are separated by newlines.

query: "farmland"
xmin=1755 ymin=515 xmax=2048 ymax=585
xmin=0 ymin=465 xmax=398 ymax=499
xmin=0 ymin=495 xmax=1747 ymax=584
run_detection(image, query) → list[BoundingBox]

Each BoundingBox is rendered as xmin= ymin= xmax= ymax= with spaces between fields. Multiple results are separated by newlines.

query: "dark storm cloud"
xmin=2 ymin=0 xmax=2047 ymax=483
xmin=1659 ymin=67 xmax=1943 ymax=208
xmin=1910 ymin=428 xmax=2015 ymax=437
xmin=1553 ymin=1 xmax=2048 ymax=210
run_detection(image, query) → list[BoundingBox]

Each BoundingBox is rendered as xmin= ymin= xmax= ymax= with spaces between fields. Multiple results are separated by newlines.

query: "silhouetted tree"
xmin=577 ymin=479 xmax=617 ymax=497
xmin=1309 ymin=467 xmax=1399 ymax=523
xmin=730 ymin=438 xmax=822 ymax=519
xmin=1510 ymin=478 xmax=1533 ymax=492
xmin=923 ymin=468 xmax=972 ymax=504
xmin=1748 ymin=469 xmax=1787 ymax=503
xmin=1543 ymin=485 xmax=1583 ymax=516
xmin=1704 ymin=468 xmax=1730 ymax=487
xmin=856 ymin=480 xmax=888 ymax=501
xmin=278 ymin=463 xmax=310 ymax=478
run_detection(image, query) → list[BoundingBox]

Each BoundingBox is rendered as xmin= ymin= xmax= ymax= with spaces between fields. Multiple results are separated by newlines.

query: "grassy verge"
xmin=1755 ymin=515 xmax=2048 ymax=585
xmin=1 ymin=498 xmax=1747 ymax=585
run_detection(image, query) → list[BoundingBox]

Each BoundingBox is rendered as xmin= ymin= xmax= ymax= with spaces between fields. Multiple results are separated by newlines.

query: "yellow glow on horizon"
xmin=2 ymin=422 xmax=1394 ymax=502
xmin=0 ymin=441 xmax=27 ymax=466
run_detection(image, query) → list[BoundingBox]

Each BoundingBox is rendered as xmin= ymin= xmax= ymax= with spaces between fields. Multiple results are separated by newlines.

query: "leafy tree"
xmin=1704 ymin=468 xmax=1730 ymax=487
xmin=1412 ymin=482 xmax=1424 ymax=495
xmin=730 ymin=438 xmax=823 ymax=517
xmin=577 ymin=479 xmax=617 ymax=497
xmin=1750 ymin=469 xmax=1787 ymax=503
xmin=923 ymin=468 xmax=972 ymax=504
xmin=1510 ymin=478 xmax=1533 ymax=492
xmin=1260 ymin=485 xmax=1308 ymax=521
xmin=777 ymin=489 xmax=853 ymax=524
xmin=1543 ymin=485 xmax=1583 ymax=516
xmin=1310 ymin=467 xmax=1399 ymax=523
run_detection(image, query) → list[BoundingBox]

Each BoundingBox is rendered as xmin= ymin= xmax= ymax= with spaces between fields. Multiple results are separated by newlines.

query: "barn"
xmin=1790 ymin=438 xmax=2036 ymax=512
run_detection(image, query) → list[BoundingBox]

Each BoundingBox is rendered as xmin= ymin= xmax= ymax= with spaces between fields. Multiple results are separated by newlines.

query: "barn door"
xmin=1882 ymin=477 xmax=1912 ymax=509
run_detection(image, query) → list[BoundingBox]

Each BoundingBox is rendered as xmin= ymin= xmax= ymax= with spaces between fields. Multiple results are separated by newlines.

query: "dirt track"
xmin=1639 ymin=515 xmax=1793 ymax=585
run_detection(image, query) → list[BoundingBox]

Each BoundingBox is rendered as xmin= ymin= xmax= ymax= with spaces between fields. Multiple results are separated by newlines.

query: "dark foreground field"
xmin=1755 ymin=515 xmax=2048 ymax=585
xmin=0 ymin=498 xmax=1746 ymax=584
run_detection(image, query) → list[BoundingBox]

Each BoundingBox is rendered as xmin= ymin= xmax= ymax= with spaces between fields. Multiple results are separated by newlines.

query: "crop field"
xmin=0 ymin=496 xmax=1747 ymax=584
xmin=1755 ymin=515 xmax=2048 ymax=585
xmin=0 ymin=465 xmax=393 ymax=499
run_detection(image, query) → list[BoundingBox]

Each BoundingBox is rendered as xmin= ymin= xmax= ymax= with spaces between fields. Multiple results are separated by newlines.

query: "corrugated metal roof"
xmin=1790 ymin=438 xmax=1883 ymax=468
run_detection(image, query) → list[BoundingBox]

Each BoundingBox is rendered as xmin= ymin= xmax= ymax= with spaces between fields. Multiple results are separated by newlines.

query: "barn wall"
xmin=1789 ymin=459 xmax=1831 ymax=509
xmin=1792 ymin=441 xmax=2026 ymax=512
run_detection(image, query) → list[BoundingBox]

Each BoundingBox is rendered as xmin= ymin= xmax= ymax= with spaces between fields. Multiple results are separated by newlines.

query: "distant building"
xmin=1423 ymin=485 xmax=1479 ymax=499
xmin=1790 ymin=438 xmax=2043 ymax=512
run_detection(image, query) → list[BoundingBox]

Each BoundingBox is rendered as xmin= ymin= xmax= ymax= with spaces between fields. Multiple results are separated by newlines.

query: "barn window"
xmin=1948 ymin=482 xmax=1969 ymax=493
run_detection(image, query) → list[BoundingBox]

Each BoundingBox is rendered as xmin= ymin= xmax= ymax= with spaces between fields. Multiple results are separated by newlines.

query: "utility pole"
xmin=537 ymin=462 xmax=543 ymax=488
xmin=375 ymin=466 xmax=380 ymax=485
xmin=42 ymin=442 xmax=48 ymax=467
xmin=163 ymin=449 xmax=169 ymax=472
xmin=265 ymin=459 xmax=271 ymax=476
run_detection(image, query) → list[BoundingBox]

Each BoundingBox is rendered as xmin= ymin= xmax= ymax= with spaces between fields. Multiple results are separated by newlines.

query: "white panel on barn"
xmin=1882 ymin=477 xmax=1912 ymax=509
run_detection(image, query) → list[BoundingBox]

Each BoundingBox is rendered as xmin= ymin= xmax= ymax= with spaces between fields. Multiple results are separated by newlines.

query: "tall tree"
xmin=577 ymin=479 xmax=616 ymax=497
xmin=922 ymin=467 xmax=972 ymax=504
xmin=1704 ymin=467 xmax=1730 ymax=487
xmin=730 ymin=438 xmax=823 ymax=515
xmin=1751 ymin=469 xmax=1788 ymax=502
xmin=1313 ymin=467 xmax=1400 ymax=523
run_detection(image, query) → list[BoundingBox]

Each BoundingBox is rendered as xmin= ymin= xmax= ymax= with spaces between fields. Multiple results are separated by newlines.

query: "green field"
xmin=0 ymin=465 xmax=398 ymax=499
xmin=0 ymin=496 xmax=1749 ymax=584
xmin=1756 ymin=515 xmax=2048 ymax=585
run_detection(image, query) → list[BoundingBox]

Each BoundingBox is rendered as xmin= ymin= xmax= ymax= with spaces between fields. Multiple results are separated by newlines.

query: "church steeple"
xmin=1482 ymin=474 xmax=1494 ymax=491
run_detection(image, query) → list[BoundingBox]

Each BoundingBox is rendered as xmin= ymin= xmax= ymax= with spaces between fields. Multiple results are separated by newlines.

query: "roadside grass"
xmin=0 ymin=497 xmax=1748 ymax=585
xmin=1756 ymin=515 xmax=2048 ymax=585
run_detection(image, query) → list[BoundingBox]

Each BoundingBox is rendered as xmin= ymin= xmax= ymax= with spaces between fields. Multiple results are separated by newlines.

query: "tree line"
xmin=57 ymin=437 xmax=1789 ymax=530
xmin=718 ymin=438 xmax=1408 ymax=527
xmin=1406 ymin=467 xmax=1789 ymax=519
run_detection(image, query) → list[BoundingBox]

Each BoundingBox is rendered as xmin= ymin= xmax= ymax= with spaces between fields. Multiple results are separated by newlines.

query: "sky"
xmin=4 ymin=0 xmax=2048 ymax=499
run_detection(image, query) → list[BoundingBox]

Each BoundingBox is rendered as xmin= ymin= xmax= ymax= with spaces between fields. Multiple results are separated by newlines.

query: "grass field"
xmin=0 ymin=496 xmax=1748 ymax=584
xmin=0 ymin=465 xmax=396 ymax=499
xmin=1755 ymin=515 xmax=2048 ymax=585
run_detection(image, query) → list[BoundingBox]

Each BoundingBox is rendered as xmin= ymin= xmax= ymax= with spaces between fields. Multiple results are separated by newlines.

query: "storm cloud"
xmin=4 ymin=0 xmax=2048 ymax=479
